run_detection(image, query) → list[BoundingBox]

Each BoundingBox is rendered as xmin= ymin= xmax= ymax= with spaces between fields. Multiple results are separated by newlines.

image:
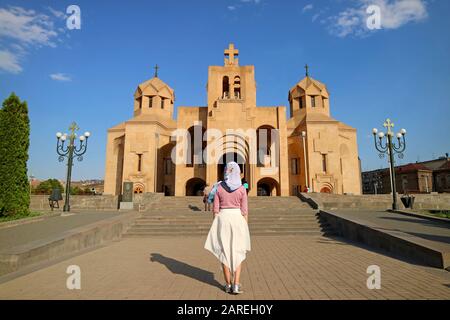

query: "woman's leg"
xmin=233 ymin=264 xmax=242 ymax=285
xmin=222 ymin=264 xmax=232 ymax=284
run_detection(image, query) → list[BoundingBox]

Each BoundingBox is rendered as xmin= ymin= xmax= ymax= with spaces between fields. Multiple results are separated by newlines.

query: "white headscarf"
xmin=224 ymin=161 xmax=242 ymax=191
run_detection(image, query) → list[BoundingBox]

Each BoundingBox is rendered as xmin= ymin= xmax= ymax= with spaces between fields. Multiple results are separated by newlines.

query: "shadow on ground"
xmin=150 ymin=253 xmax=222 ymax=289
xmin=317 ymin=234 xmax=433 ymax=269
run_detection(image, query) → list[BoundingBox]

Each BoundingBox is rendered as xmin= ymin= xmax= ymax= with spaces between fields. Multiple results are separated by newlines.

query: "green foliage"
xmin=428 ymin=210 xmax=450 ymax=219
xmin=34 ymin=179 xmax=64 ymax=194
xmin=0 ymin=93 xmax=30 ymax=216
xmin=0 ymin=211 xmax=41 ymax=223
xmin=70 ymin=186 xmax=82 ymax=195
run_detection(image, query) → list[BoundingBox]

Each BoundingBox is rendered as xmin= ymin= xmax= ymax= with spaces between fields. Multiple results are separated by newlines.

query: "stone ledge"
xmin=319 ymin=210 xmax=450 ymax=270
xmin=389 ymin=209 xmax=450 ymax=225
xmin=0 ymin=211 xmax=139 ymax=277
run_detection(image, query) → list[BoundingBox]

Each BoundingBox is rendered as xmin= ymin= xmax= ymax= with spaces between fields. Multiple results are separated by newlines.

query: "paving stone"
xmin=0 ymin=235 xmax=449 ymax=299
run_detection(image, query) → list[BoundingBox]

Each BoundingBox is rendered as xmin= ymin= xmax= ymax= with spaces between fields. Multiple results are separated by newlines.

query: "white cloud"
xmin=302 ymin=4 xmax=314 ymax=13
xmin=240 ymin=0 xmax=261 ymax=4
xmin=312 ymin=13 xmax=320 ymax=22
xmin=228 ymin=6 xmax=236 ymax=11
xmin=47 ymin=6 xmax=66 ymax=19
xmin=0 ymin=5 xmax=64 ymax=73
xmin=0 ymin=50 xmax=22 ymax=73
xmin=0 ymin=6 xmax=58 ymax=47
xmin=326 ymin=0 xmax=428 ymax=38
xmin=50 ymin=73 xmax=71 ymax=82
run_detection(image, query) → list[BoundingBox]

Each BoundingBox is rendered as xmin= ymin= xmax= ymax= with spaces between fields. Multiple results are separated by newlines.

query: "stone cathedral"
xmin=104 ymin=44 xmax=361 ymax=197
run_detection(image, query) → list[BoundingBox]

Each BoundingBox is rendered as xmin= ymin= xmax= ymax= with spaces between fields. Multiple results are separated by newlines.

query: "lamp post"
xmin=372 ymin=119 xmax=406 ymax=210
xmin=301 ymin=131 xmax=309 ymax=192
xmin=56 ymin=122 xmax=90 ymax=212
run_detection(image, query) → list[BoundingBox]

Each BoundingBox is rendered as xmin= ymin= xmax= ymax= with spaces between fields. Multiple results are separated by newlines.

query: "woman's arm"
xmin=240 ymin=187 xmax=248 ymax=222
xmin=213 ymin=187 xmax=220 ymax=219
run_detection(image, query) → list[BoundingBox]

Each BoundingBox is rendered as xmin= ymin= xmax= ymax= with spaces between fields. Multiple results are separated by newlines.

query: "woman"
xmin=203 ymin=184 xmax=211 ymax=211
xmin=204 ymin=162 xmax=251 ymax=294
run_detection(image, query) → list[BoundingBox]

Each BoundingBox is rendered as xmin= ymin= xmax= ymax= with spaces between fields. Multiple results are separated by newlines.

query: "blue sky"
xmin=0 ymin=0 xmax=449 ymax=180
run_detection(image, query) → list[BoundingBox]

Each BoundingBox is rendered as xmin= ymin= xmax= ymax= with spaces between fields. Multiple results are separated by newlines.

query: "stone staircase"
xmin=123 ymin=196 xmax=335 ymax=237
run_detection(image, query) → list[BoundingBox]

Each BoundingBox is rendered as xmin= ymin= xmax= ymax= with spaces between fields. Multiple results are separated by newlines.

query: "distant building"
xmin=362 ymin=154 xmax=450 ymax=194
xmin=434 ymin=160 xmax=450 ymax=193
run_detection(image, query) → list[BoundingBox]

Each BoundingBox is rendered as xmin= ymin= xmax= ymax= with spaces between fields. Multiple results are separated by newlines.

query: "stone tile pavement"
xmin=0 ymin=235 xmax=449 ymax=300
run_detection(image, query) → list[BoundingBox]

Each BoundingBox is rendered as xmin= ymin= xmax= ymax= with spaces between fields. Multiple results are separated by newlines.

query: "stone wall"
xmin=301 ymin=193 xmax=450 ymax=210
xmin=30 ymin=195 xmax=120 ymax=211
xmin=30 ymin=193 xmax=164 ymax=211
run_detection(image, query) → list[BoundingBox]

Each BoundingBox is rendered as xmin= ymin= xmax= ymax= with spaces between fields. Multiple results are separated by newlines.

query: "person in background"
xmin=242 ymin=178 xmax=249 ymax=194
xmin=203 ymin=184 xmax=212 ymax=211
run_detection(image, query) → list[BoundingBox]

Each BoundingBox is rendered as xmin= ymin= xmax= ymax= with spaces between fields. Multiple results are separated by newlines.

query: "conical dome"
xmin=289 ymin=76 xmax=329 ymax=101
xmin=135 ymin=76 xmax=175 ymax=103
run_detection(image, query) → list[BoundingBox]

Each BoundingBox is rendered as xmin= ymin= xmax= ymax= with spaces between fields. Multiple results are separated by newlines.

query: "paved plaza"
xmin=0 ymin=235 xmax=449 ymax=300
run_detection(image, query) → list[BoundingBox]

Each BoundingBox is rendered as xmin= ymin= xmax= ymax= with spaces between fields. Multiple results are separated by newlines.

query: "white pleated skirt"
xmin=204 ymin=208 xmax=251 ymax=273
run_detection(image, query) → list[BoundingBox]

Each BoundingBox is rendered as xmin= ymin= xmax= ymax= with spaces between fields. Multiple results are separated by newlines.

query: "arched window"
xmin=186 ymin=125 xmax=206 ymax=167
xmin=311 ymin=95 xmax=316 ymax=108
xmin=256 ymin=125 xmax=276 ymax=167
xmin=234 ymin=76 xmax=241 ymax=99
xmin=148 ymin=96 xmax=153 ymax=108
xmin=222 ymin=76 xmax=229 ymax=99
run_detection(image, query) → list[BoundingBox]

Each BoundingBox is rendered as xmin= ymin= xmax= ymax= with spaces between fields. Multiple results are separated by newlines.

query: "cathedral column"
xmin=277 ymin=108 xmax=290 ymax=196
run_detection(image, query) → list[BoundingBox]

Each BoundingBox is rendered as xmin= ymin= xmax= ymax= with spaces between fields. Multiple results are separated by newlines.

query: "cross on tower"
xmin=68 ymin=122 xmax=79 ymax=140
xmin=154 ymin=64 xmax=159 ymax=78
xmin=224 ymin=43 xmax=239 ymax=66
xmin=305 ymin=64 xmax=309 ymax=77
xmin=383 ymin=118 xmax=395 ymax=135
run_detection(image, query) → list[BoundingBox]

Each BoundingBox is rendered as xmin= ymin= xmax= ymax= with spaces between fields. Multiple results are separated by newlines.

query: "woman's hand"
xmin=243 ymin=215 xmax=248 ymax=223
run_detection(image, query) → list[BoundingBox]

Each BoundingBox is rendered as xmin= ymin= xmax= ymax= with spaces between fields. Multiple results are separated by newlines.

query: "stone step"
xmin=138 ymin=216 xmax=317 ymax=221
xmin=125 ymin=227 xmax=330 ymax=234
xmin=123 ymin=196 xmax=331 ymax=237
xmin=128 ymin=221 xmax=318 ymax=229
xmin=123 ymin=230 xmax=326 ymax=237
xmin=140 ymin=211 xmax=316 ymax=216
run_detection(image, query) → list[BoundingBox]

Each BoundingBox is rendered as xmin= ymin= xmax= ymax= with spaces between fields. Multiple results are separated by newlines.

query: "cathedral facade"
xmin=104 ymin=44 xmax=361 ymax=197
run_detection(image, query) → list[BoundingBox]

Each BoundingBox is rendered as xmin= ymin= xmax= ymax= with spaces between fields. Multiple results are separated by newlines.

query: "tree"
xmin=34 ymin=179 xmax=64 ymax=194
xmin=0 ymin=93 xmax=30 ymax=216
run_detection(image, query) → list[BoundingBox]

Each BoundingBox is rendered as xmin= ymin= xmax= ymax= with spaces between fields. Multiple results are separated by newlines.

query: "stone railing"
xmin=299 ymin=193 xmax=450 ymax=211
xmin=30 ymin=195 xmax=120 ymax=211
xmin=30 ymin=193 xmax=165 ymax=211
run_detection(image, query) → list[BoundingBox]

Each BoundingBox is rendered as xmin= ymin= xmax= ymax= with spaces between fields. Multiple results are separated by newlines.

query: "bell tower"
xmin=133 ymin=65 xmax=175 ymax=119
xmin=288 ymin=65 xmax=330 ymax=119
xmin=207 ymin=43 xmax=257 ymax=109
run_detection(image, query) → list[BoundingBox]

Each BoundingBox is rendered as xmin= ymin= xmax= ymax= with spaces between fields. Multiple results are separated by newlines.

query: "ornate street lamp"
xmin=372 ymin=119 xmax=406 ymax=210
xmin=56 ymin=122 xmax=91 ymax=212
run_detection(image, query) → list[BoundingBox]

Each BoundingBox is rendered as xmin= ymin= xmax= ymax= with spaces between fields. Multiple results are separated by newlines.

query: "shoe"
xmin=232 ymin=284 xmax=243 ymax=294
xmin=224 ymin=284 xmax=232 ymax=293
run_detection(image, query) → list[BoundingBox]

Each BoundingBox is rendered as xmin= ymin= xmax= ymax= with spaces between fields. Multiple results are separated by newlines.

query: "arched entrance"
xmin=320 ymin=186 xmax=332 ymax=193
xmin=257 ymin=178 xmax=280 ymax=196
xmin=217 ymin=152 xmax=246 ymax=182
xmin=185 ymin=178 xmax=206 ymax=196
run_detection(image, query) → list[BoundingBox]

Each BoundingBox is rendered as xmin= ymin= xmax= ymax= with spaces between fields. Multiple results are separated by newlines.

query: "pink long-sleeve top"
xmin=213 ymin=184 xmax=248 ymax=216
